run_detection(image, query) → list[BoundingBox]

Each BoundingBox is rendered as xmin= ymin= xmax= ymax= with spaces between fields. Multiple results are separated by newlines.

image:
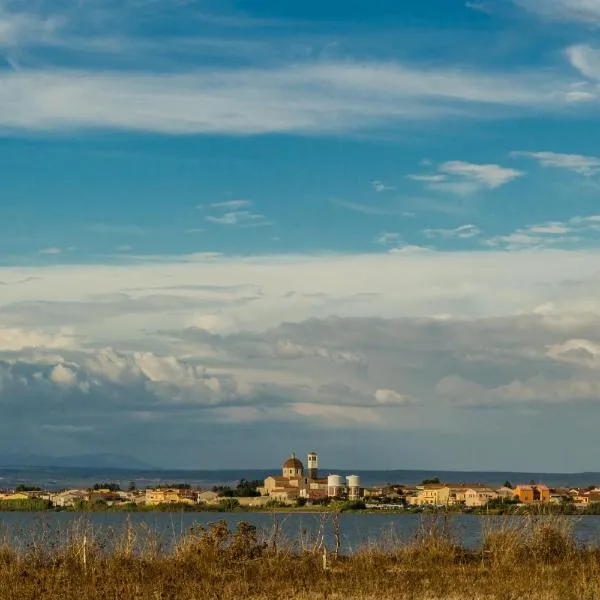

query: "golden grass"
xmin=0 ymin=514 xmax=599 ymax=599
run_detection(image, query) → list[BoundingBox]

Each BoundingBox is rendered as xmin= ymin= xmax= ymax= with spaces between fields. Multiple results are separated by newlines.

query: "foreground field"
xmin=0 ymin=515 xmax=599 ymax=599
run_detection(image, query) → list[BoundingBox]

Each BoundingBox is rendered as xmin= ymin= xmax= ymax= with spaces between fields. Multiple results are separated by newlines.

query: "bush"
xmin=340 ymin=500 xmax=366 ymax=512
xmin=219 ymin=498 xmax=240 ymax=511
xmin=0 ymin=499 xmax=53 ymax=511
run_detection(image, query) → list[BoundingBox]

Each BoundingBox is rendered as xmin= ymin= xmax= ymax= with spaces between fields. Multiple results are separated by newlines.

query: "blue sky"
xmin=2 ymin=0 xmax=600 ymax=471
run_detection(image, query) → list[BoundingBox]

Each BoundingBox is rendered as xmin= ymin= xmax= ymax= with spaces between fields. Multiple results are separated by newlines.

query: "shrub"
xmin=340 ymin=500 xmax=366 ymax=512
xmin=219 ymin=498 xmax=240 ymax=511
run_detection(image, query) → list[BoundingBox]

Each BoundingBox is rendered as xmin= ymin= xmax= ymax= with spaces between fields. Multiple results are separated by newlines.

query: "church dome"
xmin=283 ymin=456 xmax=304 ymax=470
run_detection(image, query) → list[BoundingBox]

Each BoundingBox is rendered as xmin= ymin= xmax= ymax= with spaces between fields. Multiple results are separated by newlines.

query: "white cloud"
xmin=4 ymin=249 xmax=600 ymax=340
xmin=0 ymin=328 xmax=76 ymax=351
xmin=50 ymin=364 xmax=76 ymax=385
xmin=440 ymin=161 xmax=524 ymax=189
xmin=527 ymin=222 xmax=572 ymax=234
xmin=0 ymin=60 xmax=588 ymax=136
xmin=204 ymin=199 xmax=270 ymax=227
xmin=410 ymin=161 xmax=524 ymax=195
xmin=388 ymin=244 xmax=434 ymax=254
xmin=0 ymin=5 xmax=63 ymax=47
xmin=205 ymin=210 xmax=271 ymax=227
xmin=374 ymin=232 xmax=402 ymax=246
xmin=465 ymin=2 xmax=493 ymax=14
xmin=291 ymin=403 xmax=383 ymax=425
xmin=516 ymin=0 xmax=600 ymax=25
xmin=408 ymin=174 xmax=448 ymax=183
xmin=209 ymin=200 xmax=252 ymax=210
xmin=423 ymin=224 xmax=481 ymax=239
xmin=374 ymin=389 xmax=411 ymax=405
xmin=547 ymin=338 xmax=600 ymax=368
xmin=371 ymin=180 xmax=396 ymax=192
xmin=39 ymin=247 xmax=62 ymax=255
xmin=512 ymin=150 xmax=600 ymax=176
xmin=330 ymin=199 xmax=405 ymax=216
xmin=566 ymin=91 xmax=597 ymax=102
xmin=487 ymin=214 xmax=600 ymax=249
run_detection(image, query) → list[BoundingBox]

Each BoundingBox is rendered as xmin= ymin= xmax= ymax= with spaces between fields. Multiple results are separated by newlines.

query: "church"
xmin=259 ymin=451 xmax=329 ymax=503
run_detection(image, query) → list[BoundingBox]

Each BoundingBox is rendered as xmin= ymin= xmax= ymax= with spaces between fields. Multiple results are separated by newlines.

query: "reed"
xmin=0 ymin=514 xmax=598 ymax=599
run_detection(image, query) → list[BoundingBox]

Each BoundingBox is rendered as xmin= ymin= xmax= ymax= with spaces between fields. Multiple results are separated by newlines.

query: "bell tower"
xmin=307 ymin=451 xmax=318 ymax=480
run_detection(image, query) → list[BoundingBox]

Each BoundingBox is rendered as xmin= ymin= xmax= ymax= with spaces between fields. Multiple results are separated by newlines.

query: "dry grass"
xmin=0 ymin=515 xmax=599 ymax=599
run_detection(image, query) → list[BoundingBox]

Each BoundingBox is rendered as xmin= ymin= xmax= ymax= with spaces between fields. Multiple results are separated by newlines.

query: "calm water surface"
xmin=2 ymin=512 xmax=600 ymax=553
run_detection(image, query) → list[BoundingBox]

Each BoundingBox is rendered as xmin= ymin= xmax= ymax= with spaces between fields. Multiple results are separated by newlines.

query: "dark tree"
xmin=92 ymin=483 xmax=121 ymax=492
xmin=421 ymin=477 xmax=441 ymax=485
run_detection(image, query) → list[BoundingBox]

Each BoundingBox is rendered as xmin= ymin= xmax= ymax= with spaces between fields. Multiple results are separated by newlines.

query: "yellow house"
xmin=413 ymin=485 xmax=451 ymax=506
xmin=145 ymin=488 xmax=194 ymax=505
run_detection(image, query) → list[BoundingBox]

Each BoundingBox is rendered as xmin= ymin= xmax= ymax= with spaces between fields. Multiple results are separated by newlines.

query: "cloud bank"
xmin=2 ymin=249 xmax=600 ymax=469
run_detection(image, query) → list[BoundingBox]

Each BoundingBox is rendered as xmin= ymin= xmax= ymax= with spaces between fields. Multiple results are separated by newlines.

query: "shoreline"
xmin=0 ymin=506 xmax=598 ymax=516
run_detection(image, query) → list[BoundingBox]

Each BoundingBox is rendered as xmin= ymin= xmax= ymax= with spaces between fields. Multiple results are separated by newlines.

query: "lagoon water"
xmin=2 ymin=512 xmax=600 ymax=552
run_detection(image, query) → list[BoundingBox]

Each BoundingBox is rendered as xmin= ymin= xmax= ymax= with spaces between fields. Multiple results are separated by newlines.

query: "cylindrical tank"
xmin=328 ymin=474 xmax=342 ymax=487
xmin=327 ymin=474 xmax=343 ymax=497
xmin=347 ymin=475 xmax=361 ymax=500
xmin=346 ymin=475 xmax=360 ymax=488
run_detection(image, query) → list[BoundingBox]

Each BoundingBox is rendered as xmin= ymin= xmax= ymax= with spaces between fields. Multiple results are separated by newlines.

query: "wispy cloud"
xmin=408 ymin=174 xmax=447 ymax=183
xmin=208 ymin=200 xmax=252 ymax=210
xmin=465 ymin=1 xmax=493 ymax=14
xmin=203 ymin=199 xmax=270 ymax=228
xmin=0 ymin=4 xmax=64 ymax=48
xmin=515 ymin=0 xmax=600 ymax=25
xmin=512 ymin=150 xmax=600 ymax=176
xmin=410 ymin=161 xmax=524 ymax=195
xmin=570 ymin=44 xmax=600 ymax=78
xmin=423 ymin=224 xmax=482 ymax=239
xmin=330 ymin=198 xmax=406 ymax=216
xmin=205 ymin=211 xmax=271 ymax=227
xmin=0 ymin=58 xmax=589 ymax=137
xmin=374 ymin=232 xmax=402 ymax=246
xmin=371 ymin=180 xmax=396 ymax=192
xmin=39 ymin=247 xmax=62 ymax=255
xmin=486 ymin=214 xmax=600 ymax=250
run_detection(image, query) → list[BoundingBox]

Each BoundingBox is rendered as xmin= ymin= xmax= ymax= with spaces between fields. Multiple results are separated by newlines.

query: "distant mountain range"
xmin=0 ymin=453 xmax=155 ymax=470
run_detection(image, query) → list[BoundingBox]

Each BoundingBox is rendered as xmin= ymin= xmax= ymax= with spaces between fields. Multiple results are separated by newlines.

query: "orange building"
xmin=514 ymin=484 xmax=550 ymax=504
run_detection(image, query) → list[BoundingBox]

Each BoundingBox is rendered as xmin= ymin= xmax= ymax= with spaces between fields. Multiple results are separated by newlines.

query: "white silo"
xmin=327 ymin=474 xmax=343 ymax=498
xmin=346 ymin=475 xmax=361 ymax=500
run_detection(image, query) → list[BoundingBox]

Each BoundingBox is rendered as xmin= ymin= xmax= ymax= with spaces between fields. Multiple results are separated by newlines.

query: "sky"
xmin=2 ymin=0 xmax=600 ymax=471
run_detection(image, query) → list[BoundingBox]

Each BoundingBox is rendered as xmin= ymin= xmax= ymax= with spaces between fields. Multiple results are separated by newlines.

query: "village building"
xmin=410 ymin=484 xmax=451 ymax=506
xmin=50 ymin=489 xmax=89 ymax=508
xmin=145 ymin=488 xmax=195 ymax=505
xmin=197 ymin=490 xmax=220 ymax=504
xmin=514 ymin=484 xmax=550 ymax=504
xmin=496 ymin=486 xmax=517 ymax=500
xmin=442 ymin=485 xmax=499 ymax=507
